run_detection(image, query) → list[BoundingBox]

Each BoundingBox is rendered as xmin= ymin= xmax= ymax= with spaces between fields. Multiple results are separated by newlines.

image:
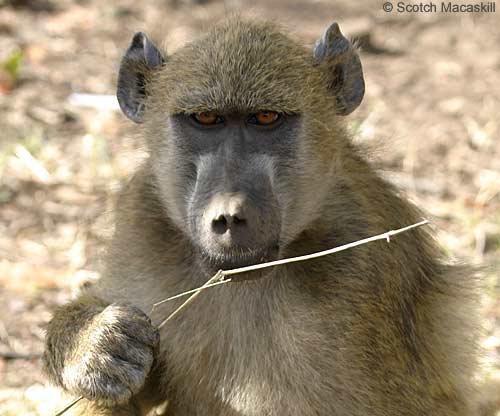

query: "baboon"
xmin=44 ymin=18 xmax=477 ymax=415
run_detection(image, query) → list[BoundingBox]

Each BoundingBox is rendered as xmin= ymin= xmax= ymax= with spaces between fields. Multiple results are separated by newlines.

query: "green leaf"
xmin=3 ymin=49 xmax=23 ymax=81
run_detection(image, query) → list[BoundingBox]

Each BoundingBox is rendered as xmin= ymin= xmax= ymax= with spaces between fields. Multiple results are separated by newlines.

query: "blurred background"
xmin=0 ymin=0 xmax=498 ymax=414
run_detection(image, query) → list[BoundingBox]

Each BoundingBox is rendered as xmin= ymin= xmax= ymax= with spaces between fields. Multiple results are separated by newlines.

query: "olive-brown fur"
xmin=44 ymin=18 xmax=478 ymax=416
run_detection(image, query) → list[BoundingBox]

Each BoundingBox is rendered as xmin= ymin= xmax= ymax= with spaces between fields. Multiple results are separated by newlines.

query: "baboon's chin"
xmin=196 ymin=245 xmax=279 ymax=281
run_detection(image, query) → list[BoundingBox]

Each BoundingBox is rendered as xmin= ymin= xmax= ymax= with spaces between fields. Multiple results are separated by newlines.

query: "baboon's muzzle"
xmin=196 ymin=191 xmax=281 ymax=273
xmin=186 ymin=172 xmax=280 ymax=274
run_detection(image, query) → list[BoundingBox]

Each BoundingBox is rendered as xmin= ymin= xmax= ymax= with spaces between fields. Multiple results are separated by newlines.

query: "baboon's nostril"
xmin=232 ymin=215 xmax=247 ymax=226
xmin=211 ymin=213 xmax=247 ymax=235
xmin=212 ymin=215 xmax=228 ymax=235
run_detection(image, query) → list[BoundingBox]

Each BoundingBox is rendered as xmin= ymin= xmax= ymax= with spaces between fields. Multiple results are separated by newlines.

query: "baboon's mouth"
xmin=198 ymin=244 xmax=279 ymax=278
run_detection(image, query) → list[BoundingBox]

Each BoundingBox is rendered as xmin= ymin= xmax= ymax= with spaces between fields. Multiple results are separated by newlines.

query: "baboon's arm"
xmin=44 ymin=293 xmax=159 ymax=406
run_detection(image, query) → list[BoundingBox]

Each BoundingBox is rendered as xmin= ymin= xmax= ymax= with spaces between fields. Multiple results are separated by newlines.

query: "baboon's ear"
xmin=314 ymin=22 xmax=364 ymax=115
xmin=117 ymin=32 xmax=165 ymax=123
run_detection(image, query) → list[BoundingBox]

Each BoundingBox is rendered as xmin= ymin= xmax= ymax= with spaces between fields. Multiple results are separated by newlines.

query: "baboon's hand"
xmin=61 ymin=303 xmax=159 ymax=405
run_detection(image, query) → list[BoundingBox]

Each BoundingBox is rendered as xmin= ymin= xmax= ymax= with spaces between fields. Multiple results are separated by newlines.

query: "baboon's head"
xmin=117 ymin=19 xmax=364 ymax=276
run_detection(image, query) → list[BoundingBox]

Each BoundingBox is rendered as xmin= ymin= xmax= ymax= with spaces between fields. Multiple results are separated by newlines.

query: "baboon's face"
xmin=163 ymin=110 xmax=301 ymax=274
xmin=117 ymin=20 xmax=364 ymax=275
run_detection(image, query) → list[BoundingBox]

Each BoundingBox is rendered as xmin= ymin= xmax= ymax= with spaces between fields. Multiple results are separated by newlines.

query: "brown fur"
xmin=45 ymin=18 xmax=478 ymax=415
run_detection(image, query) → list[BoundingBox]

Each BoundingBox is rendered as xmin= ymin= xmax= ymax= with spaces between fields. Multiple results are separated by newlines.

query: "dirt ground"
xmin=0 ymin=0 xmax=499 ymax=414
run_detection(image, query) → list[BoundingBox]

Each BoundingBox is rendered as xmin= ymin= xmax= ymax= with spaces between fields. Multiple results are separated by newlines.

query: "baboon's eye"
xmin=192 ymin=112 xmax=224 ymax=125
xmin=248 ymin=111 xmax=280 ymax=126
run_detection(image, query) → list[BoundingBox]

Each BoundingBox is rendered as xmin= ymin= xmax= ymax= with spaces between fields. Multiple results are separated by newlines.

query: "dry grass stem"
xmin=53 ymin=219 xmax=429 ymax=416
xmin=151 ymin=278 xmax=232 ymax=310
xmin=54 ymin=396 xmax=84 ymax=416
xmin=153 ymin=219 xmax=430 ymax=314
xmin=220 ymin=220 xmax=429 ymax=276
xmin=157 ymin=270 xmax=225 ymax=329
